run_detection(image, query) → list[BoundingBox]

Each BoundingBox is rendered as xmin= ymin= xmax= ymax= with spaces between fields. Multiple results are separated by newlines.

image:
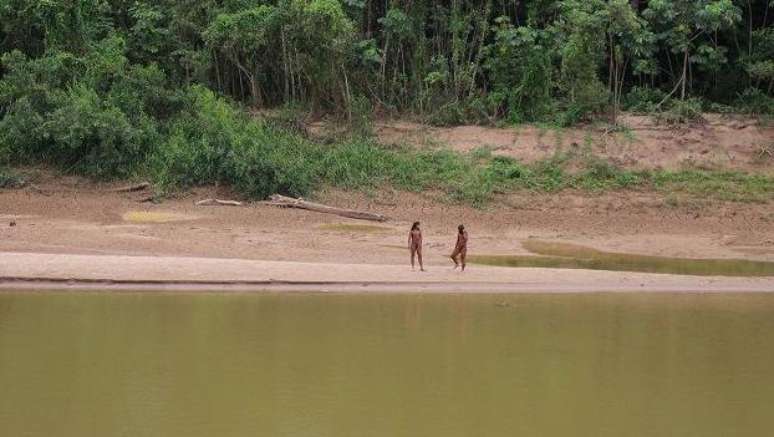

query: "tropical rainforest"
xmin=1 ymin=0 xmax=772 ymax=202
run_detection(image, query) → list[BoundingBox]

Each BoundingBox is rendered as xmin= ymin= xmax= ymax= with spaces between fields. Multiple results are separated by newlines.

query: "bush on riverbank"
xmin=0 ymin=71 xmax=774 ymax=207
xmin=1 ymin=60 xmax=771 ymax=205
xmin=0 ymin=167 xmax=24 ymax=188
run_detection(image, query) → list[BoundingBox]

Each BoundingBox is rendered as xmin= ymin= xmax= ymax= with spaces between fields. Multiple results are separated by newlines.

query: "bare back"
xmin=455 ymin=230 xmax=468 ymax=251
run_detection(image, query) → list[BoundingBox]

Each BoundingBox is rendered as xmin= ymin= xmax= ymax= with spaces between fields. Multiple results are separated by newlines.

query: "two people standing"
xmin=408 ymin=222 xmax=468 ymax=272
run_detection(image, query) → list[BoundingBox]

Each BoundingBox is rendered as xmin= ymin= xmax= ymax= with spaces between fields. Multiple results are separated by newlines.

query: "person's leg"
xmin=450 ymin=249 xmax=459 ymax=269
xmin=418 ymin=248 xmax=424 ymax=271
xmin=411 ymin=248 xmax=416 ymax=270
xmin=460 ymin=250 xmax=467 ymax=271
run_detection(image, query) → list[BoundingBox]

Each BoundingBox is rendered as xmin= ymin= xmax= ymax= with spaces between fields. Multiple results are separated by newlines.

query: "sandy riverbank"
xmin=2 ymin=158 xmax=773 ymax=293
xmin=1 ymin=252 xmax=772 ymax=293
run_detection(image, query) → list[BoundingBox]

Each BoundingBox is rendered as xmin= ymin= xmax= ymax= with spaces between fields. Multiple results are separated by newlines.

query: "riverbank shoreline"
xmin=2 ymin=252 xmax=772 ymax=293
xmin=3 ymin=170 xmax=773 ymax=294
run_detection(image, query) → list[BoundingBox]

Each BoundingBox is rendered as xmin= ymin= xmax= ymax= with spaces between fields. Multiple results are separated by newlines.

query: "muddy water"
xmin=470 ymin=240 xmax=774 ymax=277
xmin=2 ymin=292 xmax=774 ymax=437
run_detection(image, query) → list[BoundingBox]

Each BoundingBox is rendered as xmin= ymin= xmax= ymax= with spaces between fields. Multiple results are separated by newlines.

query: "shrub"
xmin=0 ymin=168 xmax=25 ymax=188
xmin=623 ymin=86 xmax=666 ymax=113
xmin=41 ymin=84 xmax=159 ymax=178
xmin=734 ymin=88 xmax=774 ymax=116
xmin=0 ymin=97 xmax=47 ymax=163
xmin=575 ymin=159 xmax=643 ymax=190
xmin=151 ymin=86 xmax=320 ymax=198
xmin=657 ymin=98 xmax=704 ymax=125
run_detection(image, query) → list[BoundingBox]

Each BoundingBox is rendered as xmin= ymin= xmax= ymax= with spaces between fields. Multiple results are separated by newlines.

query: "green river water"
xmin=1 ymin=292 xmax=773 ymax=437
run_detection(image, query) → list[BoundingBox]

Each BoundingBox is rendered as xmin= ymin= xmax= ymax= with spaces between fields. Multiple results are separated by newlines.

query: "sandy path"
xmin=1 ymin=252 xmax=772 ymax=293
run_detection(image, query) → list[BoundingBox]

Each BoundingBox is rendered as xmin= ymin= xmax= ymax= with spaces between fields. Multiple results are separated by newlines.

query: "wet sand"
xmin=1 ymin=252 xmax=772 ymax=293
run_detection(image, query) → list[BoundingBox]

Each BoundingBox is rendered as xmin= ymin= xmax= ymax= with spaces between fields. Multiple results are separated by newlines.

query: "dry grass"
xmin=122 ymin=211 xmax=196 ymax=223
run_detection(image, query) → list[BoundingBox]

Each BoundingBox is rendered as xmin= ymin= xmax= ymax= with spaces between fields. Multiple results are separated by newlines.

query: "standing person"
xmin=450 ymin=224 xmax=468 ymax=271
xmin=408 ymin=222 xmax=425 ymax=272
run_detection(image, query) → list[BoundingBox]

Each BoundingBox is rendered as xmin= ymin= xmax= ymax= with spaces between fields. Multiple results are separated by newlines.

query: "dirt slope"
xmin=371 ymin=114 xmax=773 ymax=172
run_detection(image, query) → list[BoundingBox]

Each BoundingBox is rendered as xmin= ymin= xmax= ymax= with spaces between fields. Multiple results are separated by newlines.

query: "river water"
xmin=1 ymin=292 xmax=772 ymax=436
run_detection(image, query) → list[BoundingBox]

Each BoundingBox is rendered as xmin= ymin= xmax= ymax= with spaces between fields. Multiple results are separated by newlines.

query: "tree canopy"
xmin=0 ymin=0 xmax=772 ymax=198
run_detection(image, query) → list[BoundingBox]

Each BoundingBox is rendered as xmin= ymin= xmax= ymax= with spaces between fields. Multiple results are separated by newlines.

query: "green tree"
xmin=644 ymin=0 xmax=741 ymax=101
xmin=483 ymin=18 xmax=554 ymax=122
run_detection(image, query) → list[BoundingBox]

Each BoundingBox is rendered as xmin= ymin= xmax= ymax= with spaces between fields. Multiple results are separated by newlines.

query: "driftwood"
xmin=263 ymin=194 xmax=387 ymax=222
xmin=195 ymin=198 xmax=243 ymax=207
xmin=757 ymin=144 xmax=773 ymax=160
xmin=111 ymin=182 xmax=151 ymax=193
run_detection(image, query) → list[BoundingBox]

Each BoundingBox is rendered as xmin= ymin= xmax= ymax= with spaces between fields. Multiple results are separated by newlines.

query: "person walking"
xmin=450 ymin=224 xmax=468 ymax=271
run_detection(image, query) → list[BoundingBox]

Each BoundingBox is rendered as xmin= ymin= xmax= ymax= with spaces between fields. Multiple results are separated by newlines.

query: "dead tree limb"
xmin=195 ymin=198 xmax=243 ymax=207
xmin=111 ymin=182 xmax=150 ymax=193
xmin=263 ymin=194 xmax=387 ymax=222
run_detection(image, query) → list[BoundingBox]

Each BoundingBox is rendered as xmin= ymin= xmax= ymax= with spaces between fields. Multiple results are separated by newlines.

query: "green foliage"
xmin=2 ymin=0 xmax=774 ymax=207
xmin=150 ymin=86 xmax=319 ymax=198
xmin=204 ymin=0 xmax=355 ymax=108
xmin=657 ymin=97 xmax=705 ymax=124
xmin=734 ymin=88 xmax=774 ymax=116
xmin=0 ymin=167 xmax=24 ymax=188
xmin=42 ymin=84 xmax=159 ymax=178
xmin=623 ymin=86 xmax=666 ymax=112
xmin=652 ymin=170 xmax=774 ymax=203
xmin=483 ymin=18 xmax=554 ymax=122
xmin=3 ymin=0 xmax=772 ymax=124
xmin=574 ymin=158 xmax=643 ymax=190
xmin=0 ymin=34 xmax=175 ymax=178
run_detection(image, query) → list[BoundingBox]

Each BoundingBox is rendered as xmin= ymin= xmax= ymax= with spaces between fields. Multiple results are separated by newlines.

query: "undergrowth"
xmin=3 ymin=86 xmax=771 ymax=207
xmin=0 ymin=167 xmax=25 ymax=188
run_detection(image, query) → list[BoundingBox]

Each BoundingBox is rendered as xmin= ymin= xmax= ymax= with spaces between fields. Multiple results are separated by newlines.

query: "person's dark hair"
xmin=458 ymin=224 xmax=465 ymax=233
xmin=411 ymin=222 xmax=420 ymax=231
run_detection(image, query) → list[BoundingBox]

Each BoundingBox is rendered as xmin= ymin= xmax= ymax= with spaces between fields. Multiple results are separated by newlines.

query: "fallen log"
xmin=195 ymin=198 xmax=243 ymax=207
xmin=111 ymin=182 xmax=151 ymax=193
xmin=264 ymin=194 xmax=387 ymax=222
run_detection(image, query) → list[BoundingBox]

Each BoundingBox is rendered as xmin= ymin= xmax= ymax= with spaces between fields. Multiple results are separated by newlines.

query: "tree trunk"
xmin=609 ymin=33 xmax=615 ymax=122
xmin=381 ymin=34 xmax=390 ymax=97
xmin=680 ymin=48 xmax=688 ymax=100
xmin=747 ymin=0 xmax=753 ymax=57
xmin=281 ymin=28 xmax=290 ymax=102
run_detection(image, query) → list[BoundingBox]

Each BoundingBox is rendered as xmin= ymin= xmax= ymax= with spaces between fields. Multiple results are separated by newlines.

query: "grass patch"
xmin=651 ymin=170 xmax=774 ymax=203
xmin=122 ymin=211 xmax=196 ymax=223
xmin=0 ymin=168 xmax=25 ymax=188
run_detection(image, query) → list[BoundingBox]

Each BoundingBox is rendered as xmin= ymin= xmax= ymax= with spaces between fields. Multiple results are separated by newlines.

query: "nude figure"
xmin=450 ymin=224 xmax=468 ymax=271
xmin=408 ymin=221 xmax=425 ymax=271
